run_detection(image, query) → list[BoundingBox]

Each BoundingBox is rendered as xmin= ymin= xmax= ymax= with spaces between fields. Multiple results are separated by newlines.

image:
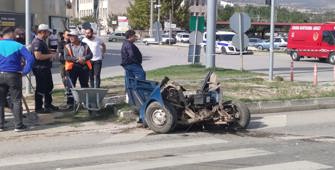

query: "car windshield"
xmin=216 ymin=34 xmax=234 ymax=41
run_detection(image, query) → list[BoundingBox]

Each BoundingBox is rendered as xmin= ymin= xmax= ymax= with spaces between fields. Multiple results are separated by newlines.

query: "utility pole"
xmin=269 ymin=0 xmax=275 ymax=80
xmin=149 ymin=0 xmax=154 ymax=37
xmin=25 ymin=0 xmax=32 ymax=95
xmin=157 ymin=0 xmax=161 ymax=22
xmin=206 ymin=0 xmax=217 ymax=68
xmin=169 ymin=0 xmax=174 ymax=45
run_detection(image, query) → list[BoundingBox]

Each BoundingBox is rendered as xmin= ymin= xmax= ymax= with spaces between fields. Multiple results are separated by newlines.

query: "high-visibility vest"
xmin=64 ymin=44 xmax=92 ymax=71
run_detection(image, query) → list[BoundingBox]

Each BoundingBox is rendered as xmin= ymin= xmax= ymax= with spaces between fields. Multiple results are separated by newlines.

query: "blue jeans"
xmin=123 ymin=64 xmax=146 ymax=81
xmin=123 ymin=64 xmax=146 ymax=104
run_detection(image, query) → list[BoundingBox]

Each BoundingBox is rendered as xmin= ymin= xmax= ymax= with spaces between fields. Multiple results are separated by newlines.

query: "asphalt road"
xmin=1 ymin=109 xmax=334 ymax=170
xmin=43 ymin=41 xmax=335 ymax=86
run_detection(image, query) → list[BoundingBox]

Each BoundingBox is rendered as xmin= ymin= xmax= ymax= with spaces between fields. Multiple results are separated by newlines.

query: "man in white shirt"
xmin=82 ymin=28 xmax=106 ymax=88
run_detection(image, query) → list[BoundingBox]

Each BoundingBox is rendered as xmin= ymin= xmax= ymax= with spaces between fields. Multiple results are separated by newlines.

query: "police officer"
xmin=31 ymin=24 xmax=59 ymax=113
xmin=0 ymin=27 xmax=35 ymax=132
xmin=64 ymin=30 xmax=93 ymax=105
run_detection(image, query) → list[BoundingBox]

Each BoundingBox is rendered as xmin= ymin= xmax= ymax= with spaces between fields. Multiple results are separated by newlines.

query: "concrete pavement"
xmin=1 ymin=109 xmax=335 ymax=169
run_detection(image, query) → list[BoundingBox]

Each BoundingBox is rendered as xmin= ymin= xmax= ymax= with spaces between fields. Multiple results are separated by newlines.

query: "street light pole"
xmin=149 ymin=0 xmax=154 ymax=37
xmin=157 ymin=0 xmax=161 ymax=22
xmin=206 ymin=0 xmax=217 ymax=69
xmin=269 ymin=0 xmax=275 ymax=80
xmin=25 ymin=0 xmax=32 ymax=95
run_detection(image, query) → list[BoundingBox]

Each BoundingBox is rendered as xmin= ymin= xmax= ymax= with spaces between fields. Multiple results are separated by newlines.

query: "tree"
xmin=81 ymin=15 xmax=96 ymax=23
xmin=160 ymin=0 xmax=190 ymax=30
xmin=217 ymin=5 xmax=235 ymax=21
xmin=107 ymin=14 xmax=118 ymax=32
xmin=71 ymin=17 xmax=82 ymax=26
xmin=127 ymin=0 xmax=150 ymax=30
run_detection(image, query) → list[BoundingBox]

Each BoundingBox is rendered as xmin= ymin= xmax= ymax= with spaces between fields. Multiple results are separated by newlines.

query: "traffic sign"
xmin=229 ymin=12 xmax=251 ymax=35
xmin=189 ymin=16 xmax=205 ymax=32
xmin=232 ymin=34 xmax=249 ymax=50
xmin=189 ymin=31 xmax=203 ymax=45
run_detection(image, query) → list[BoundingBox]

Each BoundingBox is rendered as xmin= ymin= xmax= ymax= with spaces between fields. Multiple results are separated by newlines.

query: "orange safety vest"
xmin=64 ymin=44 xmax=92 ymax=71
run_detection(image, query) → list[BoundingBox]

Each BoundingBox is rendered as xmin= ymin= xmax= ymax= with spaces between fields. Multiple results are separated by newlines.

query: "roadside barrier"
xmin=313 ymin=63 xmax=318 ymax=86
xmin=290 ymin=62 xmax=294 ymax=82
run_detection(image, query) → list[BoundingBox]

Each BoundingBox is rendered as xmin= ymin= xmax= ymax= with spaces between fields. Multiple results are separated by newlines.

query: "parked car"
xmin=274 ymin=37 xmax=287 ymax=47
xmin=108 ymin=32 xmax=125 ymax=42
xmin=254 ymin=38 xmax=285 ymax=51
xmin=175 ymin=33 xmax=190 ymax=43
xmin=142 ymin=37 xmax=158 ymax=45
xmin=161 ymin=34 xmax=176 ymax=44
xmin=248 ymin=38 xmax=264 ymax=47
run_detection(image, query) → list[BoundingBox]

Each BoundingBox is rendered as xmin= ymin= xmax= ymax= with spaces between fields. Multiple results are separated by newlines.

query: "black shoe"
xmin=45 ymin=105 xmax=59 ymax=111
xmin=35 ymin=108 xmax=45 ymax=113
xmin=14 ymin=124 xmax=28 ymax=132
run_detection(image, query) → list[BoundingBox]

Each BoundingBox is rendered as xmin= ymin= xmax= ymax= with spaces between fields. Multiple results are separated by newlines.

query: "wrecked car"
xmin=127 ymin=71 xmax=250 ymax=133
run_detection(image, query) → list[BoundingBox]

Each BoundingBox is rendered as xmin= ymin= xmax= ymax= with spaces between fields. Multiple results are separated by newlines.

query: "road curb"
xmin=246 ymin=97 xmax=335 ymax=114
xmin=105 ymin=95 xmax=335 ymax=115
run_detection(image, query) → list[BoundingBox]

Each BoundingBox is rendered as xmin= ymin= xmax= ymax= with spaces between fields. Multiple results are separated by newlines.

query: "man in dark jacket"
xmin=121 ymin=30 xmax=146 ymax=106
xmin=31 ymin=24 xmax=59 ymax=113
xmin=121 ymin=30 xmax=145 ymax=80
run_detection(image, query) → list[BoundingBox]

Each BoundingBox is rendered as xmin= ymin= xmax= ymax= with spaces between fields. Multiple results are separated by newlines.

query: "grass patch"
xmin=30 ymin=64 xmax=335 ymax=124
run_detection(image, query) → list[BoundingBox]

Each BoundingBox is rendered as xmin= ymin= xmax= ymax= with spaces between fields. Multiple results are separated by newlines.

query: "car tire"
xmin=221 ymin=47 xmax=227 ymax=54
xmin=328 ymin=52 xmax=335 ymax=65
xmin=257 ymin=45 xmax=263 ymax=50
xmin=291 ymin=51 xmax=300 ymax=61
xmin=144 ymin=41 xmax=149 ymax=46
xmin=112 ymin=38 xmax=117 ymax=42
xmin=145 ymin=102 xmax=177 ymax=133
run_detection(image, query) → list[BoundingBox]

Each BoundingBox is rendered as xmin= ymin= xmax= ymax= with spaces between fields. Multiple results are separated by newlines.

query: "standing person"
xmin=58 ymin=29 xmax=72 ymax=108
xmin=121 ymin=30 xmax=146 ymax=104
xmin=64 ymin=30 xmax=92 ymax=105
xmin=82 ymin=28 xmax=106 ymax=88
xmin=121 ymin=29 xmax=146 ymax=81
xmin=49 ymin=29 xmax=58 ymax=50
xmin=31 ymin=24 xmax=59 ymax=113
xmin=0 ymin=27 xmax=35 ymax=132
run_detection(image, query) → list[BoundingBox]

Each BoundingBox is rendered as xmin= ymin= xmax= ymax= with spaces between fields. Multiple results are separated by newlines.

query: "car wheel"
xmin=144 ymin=41 xmax=149 ymax=46
xmin=145 ymin=102 xmax=177 ymax=133
xmin=229 ymin=101 xmax=250 ymax=130
xmin=221 ymin=47 xmax=227 ymax=54
xmin=257 ymin=45 xmax=263 ymax=50
xmin=328 ymin=52 xmax=335 ymax=65
xmin=291 ymin=51 xmax=300 ymax=61
xmin=112 ymin=38 xmax=117 ymax=42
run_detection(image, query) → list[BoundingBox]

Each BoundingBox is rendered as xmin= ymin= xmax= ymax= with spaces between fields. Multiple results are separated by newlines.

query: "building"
xmin=0 ymin=0 xmax=67 ymax=31
xmin=187 ymin=0 xmax=207 ymax=16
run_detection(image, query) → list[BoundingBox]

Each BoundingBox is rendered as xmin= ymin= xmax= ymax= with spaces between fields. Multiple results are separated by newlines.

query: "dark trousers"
xmin=89 ymin=60 xmax=102 ymax=88
xmin=67 ymin=65 xmax=89 ymax=104
xmin=0 ymin=72 xmax=23 ymax=128
xmin=33 ymin=68 xmax=54 ymax=109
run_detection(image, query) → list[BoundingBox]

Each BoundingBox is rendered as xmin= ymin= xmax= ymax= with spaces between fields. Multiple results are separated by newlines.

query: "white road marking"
xmin=62 ymin=148 xmax=273 ymax=170
xmin=0 ymin=137 xmax=227 ymax=167
xmin=234 ymin=160 xmax=332 ymax=170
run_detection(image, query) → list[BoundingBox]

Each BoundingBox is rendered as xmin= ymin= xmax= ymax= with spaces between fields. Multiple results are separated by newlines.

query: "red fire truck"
xmin=287 ymin=23 xmax=335 ymax=64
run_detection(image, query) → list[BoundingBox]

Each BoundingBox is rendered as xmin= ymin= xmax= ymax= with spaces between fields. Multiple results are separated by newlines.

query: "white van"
xmin=202 ymin=31 xmax=241 ymax=54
